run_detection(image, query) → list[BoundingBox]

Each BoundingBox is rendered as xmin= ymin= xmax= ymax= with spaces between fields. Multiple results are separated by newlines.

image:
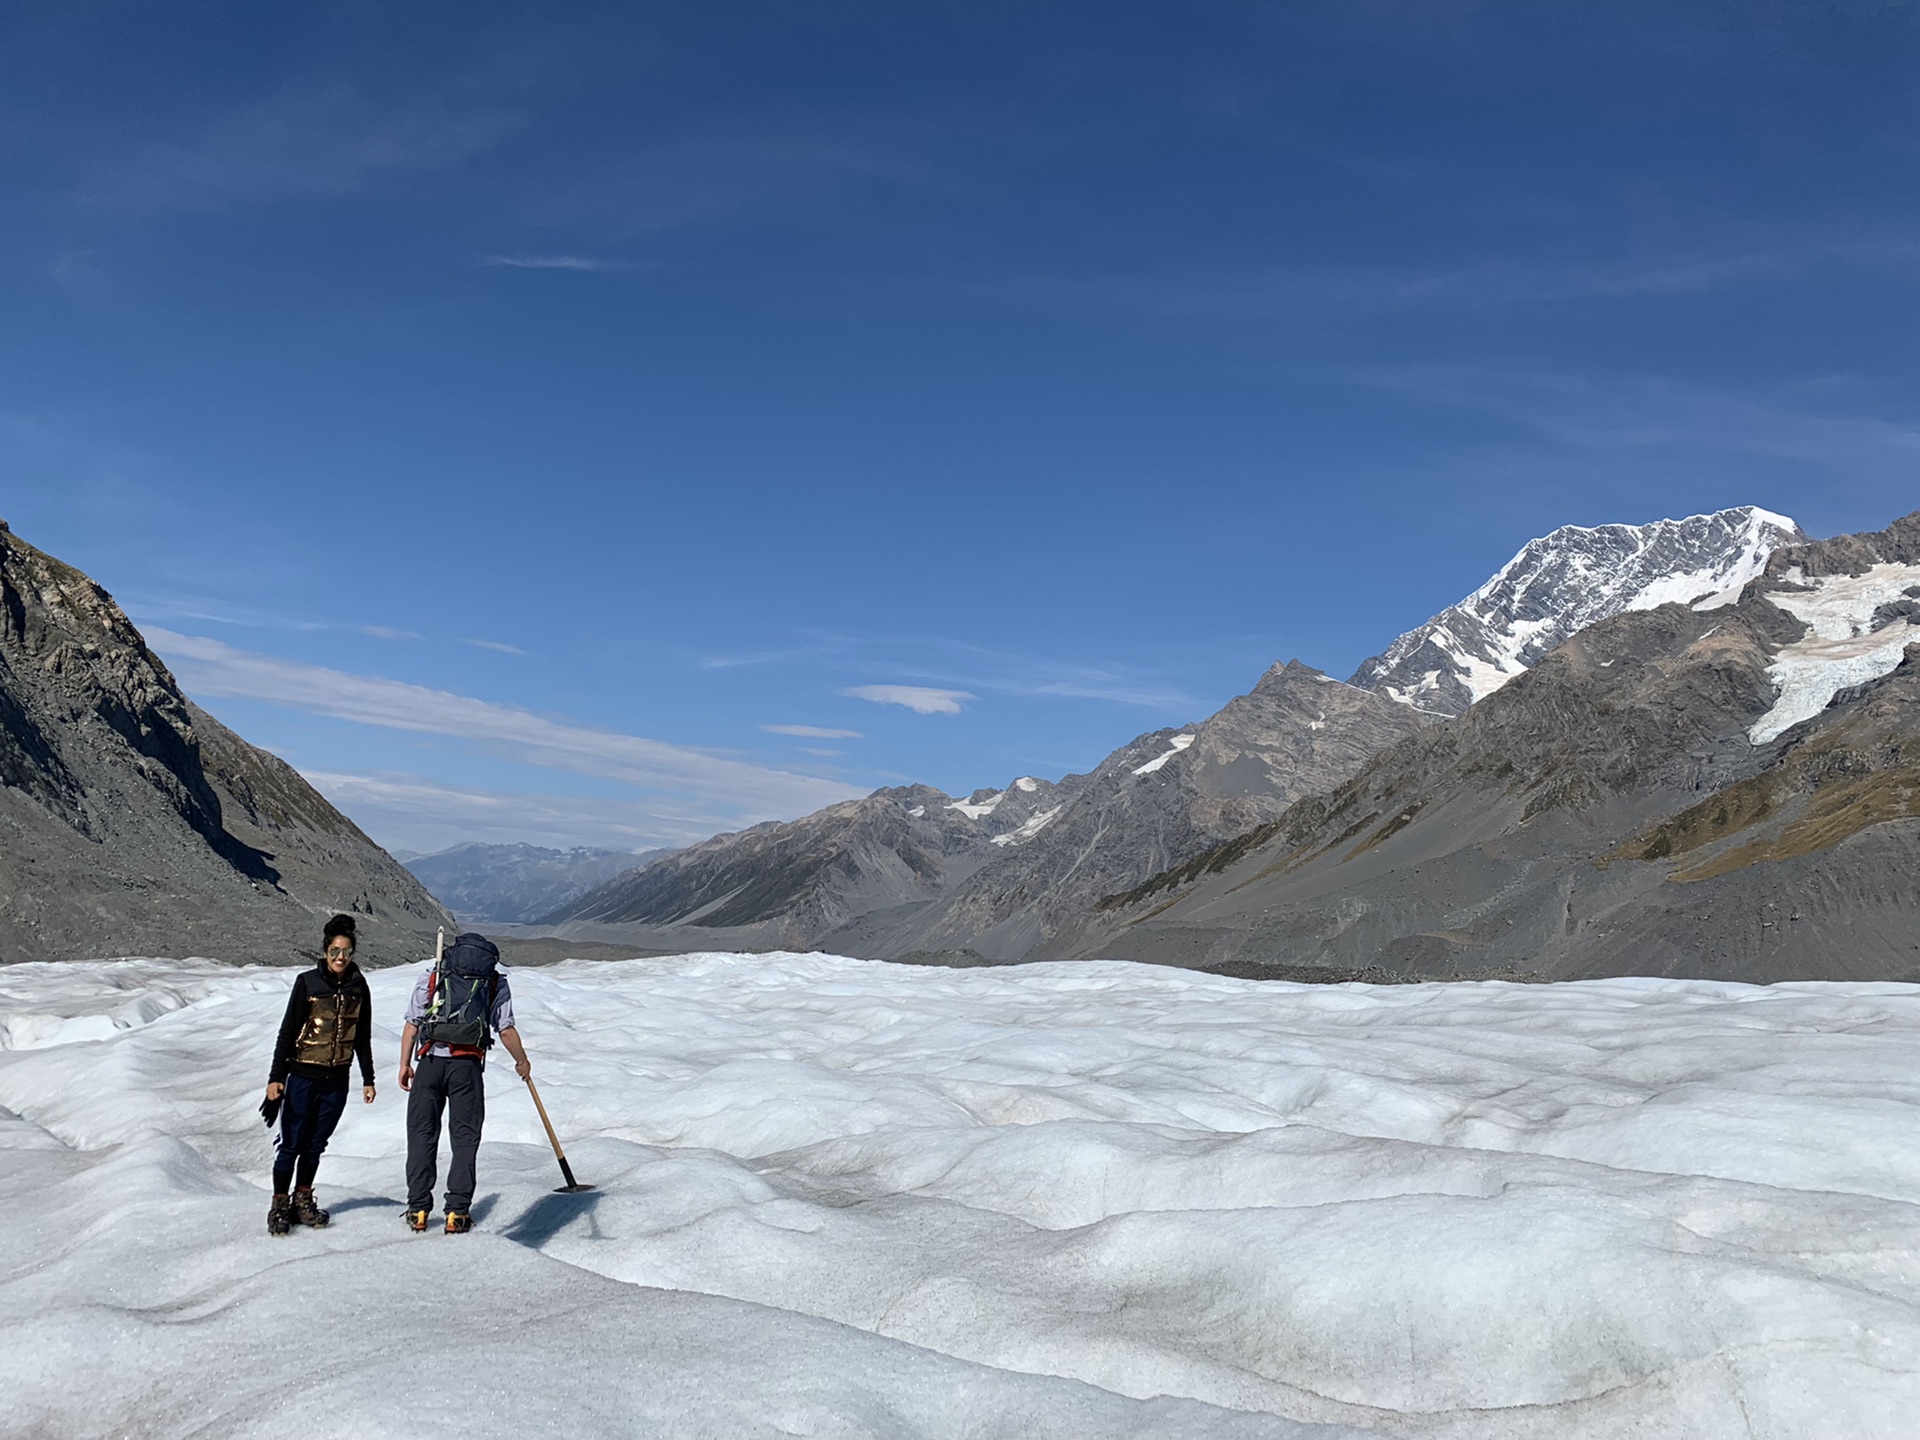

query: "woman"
xmin=263 ymin=913 xmax=376 ymax=1235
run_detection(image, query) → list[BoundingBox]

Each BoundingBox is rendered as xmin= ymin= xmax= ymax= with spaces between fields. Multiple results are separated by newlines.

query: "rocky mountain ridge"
xmin=0 ymin=522 xmax=451 ymax=964
xmin=858 ymin=660 xmax=1438 ymax=961
xmin=542 ymin=660 xmax=1440 ymax=959
xmin=536 ymin=505 xmax=1808 ymax=965
xmin=547 ymin=772 xmax=1082 ymax=949
xmin=13 ymin=500 xmax=1871 ymax=980
xmin=1081 ymin=511 xmax=1920 ymax=982
xmin=1350 ymin=506 xmax=1804 ymax=715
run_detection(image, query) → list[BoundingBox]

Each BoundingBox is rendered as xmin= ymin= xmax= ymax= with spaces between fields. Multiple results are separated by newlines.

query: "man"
xmin=397 ymin=932 xmax=531 ymax=1233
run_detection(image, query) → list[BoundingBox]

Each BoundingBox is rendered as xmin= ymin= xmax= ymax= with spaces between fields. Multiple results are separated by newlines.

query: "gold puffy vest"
xmin=294 ymin=990 xmax=363 ymax=1069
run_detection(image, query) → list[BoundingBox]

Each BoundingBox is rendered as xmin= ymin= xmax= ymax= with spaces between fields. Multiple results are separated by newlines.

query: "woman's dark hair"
xmin=322 ymin=914 xmax=357 ymax=952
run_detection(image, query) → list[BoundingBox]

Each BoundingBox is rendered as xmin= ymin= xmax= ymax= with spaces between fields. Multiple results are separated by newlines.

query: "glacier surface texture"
xmin=2 ymin=952 xmax=1917 ymax=1438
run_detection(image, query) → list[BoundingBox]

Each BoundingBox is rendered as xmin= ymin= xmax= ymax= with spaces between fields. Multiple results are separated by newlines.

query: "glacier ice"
xmin=2 ymin=951 xmax=1918 ymax=1438
xmin=1749 ymin=562 xmax=1920 ymax=743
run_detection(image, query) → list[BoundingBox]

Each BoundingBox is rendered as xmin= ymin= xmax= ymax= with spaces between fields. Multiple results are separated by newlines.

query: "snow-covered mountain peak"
xmin=1350 ymin=506 xmax=1805 ymax=715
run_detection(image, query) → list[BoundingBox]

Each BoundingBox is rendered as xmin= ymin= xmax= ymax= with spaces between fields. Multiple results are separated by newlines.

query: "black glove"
xmin=260 ymin=1094 xmax=282 ymax=1128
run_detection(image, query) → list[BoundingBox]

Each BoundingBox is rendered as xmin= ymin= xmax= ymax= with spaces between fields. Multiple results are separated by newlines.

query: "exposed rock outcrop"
xmin=1086 ymin=512 xmax=1920 ymax=983
xmin=537 ymin=507 xmax=1817 ymax=967
xmin=1351 ymin=506 xmax=1803 ymax=714
xmin=546 ymin=776 xmax=1081 ymax=949
xmin=871 ymin=661 xmax=1438 ymax=961
xmin=0 ymin=527 xmax=451 ymax=964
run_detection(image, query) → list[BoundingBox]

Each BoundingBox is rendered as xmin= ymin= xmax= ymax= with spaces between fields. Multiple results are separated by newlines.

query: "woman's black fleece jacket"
xmin=269 ymin=961 xmax=376 ymax=1087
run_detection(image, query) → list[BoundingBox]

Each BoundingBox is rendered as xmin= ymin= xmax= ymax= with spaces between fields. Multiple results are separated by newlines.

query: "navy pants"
xmin=275 ymin=1070 xmax=349 ymax=1192
xmin=406 ymin=1055 xmax=486 ymax=1213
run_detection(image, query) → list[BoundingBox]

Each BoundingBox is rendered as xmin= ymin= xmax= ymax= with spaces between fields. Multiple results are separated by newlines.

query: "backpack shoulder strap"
xmin=414 ymin=969 xmax=440 ymax=1060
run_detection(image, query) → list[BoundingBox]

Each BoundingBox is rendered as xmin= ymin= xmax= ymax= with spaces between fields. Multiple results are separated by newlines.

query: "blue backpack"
xmin=418 ymin=934 xmax=500 ymax=1054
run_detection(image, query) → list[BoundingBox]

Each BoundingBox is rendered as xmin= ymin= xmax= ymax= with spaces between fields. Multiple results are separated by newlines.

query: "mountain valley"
xmin=403 ymin=842 xmax=666 ymax=924
xmin=10 ymin=503 xmax=1918 ymax=985
xmin=532 ymin=504 xmax=1891 ymax=980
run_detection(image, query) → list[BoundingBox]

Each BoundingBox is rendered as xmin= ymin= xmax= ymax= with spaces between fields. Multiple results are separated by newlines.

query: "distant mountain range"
xmin=403 ymin=842 xmax=669 ymax=924
xmin=853 ymin=661 xmax=1436 ymax=961
xmin=1086 ymin=510 xmax=1920 ymax=983
xmin=550 ymin=773 xmax=1084 ymax=950
xmin=0 ymin=521 xmax=451 ymax=965
xmin=532 ymin=503 xmax=1914 ymax=983
xmin=542 ymin=662 xmax=1440 ymax=958
xmin=15 ymin=503 xmax=1917 ymax=984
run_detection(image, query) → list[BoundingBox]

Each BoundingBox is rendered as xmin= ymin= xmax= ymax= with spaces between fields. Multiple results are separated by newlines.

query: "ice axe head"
xmin=553 ymin=1153 xmax=594 ymax=1193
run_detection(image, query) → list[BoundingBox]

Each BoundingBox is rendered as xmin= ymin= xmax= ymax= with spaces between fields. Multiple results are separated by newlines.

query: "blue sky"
xmin=5 ymin=1 xmax=1920 ymax=854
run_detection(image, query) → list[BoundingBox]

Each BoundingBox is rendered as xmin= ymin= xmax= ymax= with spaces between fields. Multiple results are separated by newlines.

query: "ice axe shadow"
xmin=523 ymin=1075 xmax=595 ymax=1193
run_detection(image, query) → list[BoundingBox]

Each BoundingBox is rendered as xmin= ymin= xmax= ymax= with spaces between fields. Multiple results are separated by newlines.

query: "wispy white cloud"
xmin=124 ymin=598 xmax=332 ymax=633
xmin=954 ymin=234 xmax=1920 ymax=323
xmin=147 ymin=628 xmax=864 ymax=819
xmin=800 ymin=747 xmax=844 ymax=758
xmin=82 ymin=79 xmax=524 ymax=210
xmin=1343 ymin=364 xmax=1920 ymax=468
xmin=1005 ymin=674 xmax=1196 ymax=709
xmin=697 ymin=639 xmax=846 ymax=670
xmin=887 ymin=640 xmax=1198 ymax=712
xmin=713 ymin=634 xmax=1193 ymax=713
xmin=464 ymin=637 xmax=528 ymax=655
xmin=544 ymin=130 xmax=949 ymax=239
xmin=843 ymin=684 xmax=973 ymax=715
xmin=1155 ymin=250 xmax=1816 ymax=317
xmin=760 ymin=724 xmax=863 ymax=739
xmin=47 ymin=247 xmax=110 ymax=300
xmin=122 ymin=592 xmax=430 ymax=643
xmin=479 ymin=254 xmax=624 ymax=272
xmin=302 ymin=770 xmax=720 ymax=855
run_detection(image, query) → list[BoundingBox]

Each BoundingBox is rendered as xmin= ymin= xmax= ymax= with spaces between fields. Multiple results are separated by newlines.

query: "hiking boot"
xmin=445 ymin=1210 xmax=472 ymax=1234
xmin=267 ymin=1195 xmax=292 ymax=1236
xmin=290 ymin=1188 xmax=329 ymax=1228
xmin=404 ymin=1207 xmax=431 ymax=1233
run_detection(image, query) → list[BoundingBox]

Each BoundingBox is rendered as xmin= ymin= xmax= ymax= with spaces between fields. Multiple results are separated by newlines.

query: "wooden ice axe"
xmin=523 ymin=1075 xmax=594 ymax=1193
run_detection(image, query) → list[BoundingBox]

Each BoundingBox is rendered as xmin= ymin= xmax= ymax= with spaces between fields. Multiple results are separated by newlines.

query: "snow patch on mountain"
xmin=1132 ymin=733 xmax=1195 ymax=776
xmin=947 ymin=791 xmax=1005 ymax=820
xmin=991 ymin=806 xmax=1064 ymax=847
xmin=1353 ymin=507 xmax=1804 ymax=715
xmin=1676 ymin=514 xmax=1797 ymax=610
xmin=1750 ymin=562 xmax=1920 ymax=743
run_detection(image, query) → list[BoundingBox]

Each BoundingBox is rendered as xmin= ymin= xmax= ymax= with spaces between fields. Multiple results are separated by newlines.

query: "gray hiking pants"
xmin=406 ymin=1055 xmax=485 ymax=1213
